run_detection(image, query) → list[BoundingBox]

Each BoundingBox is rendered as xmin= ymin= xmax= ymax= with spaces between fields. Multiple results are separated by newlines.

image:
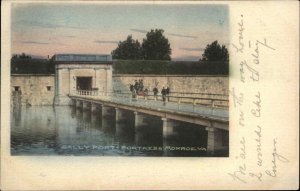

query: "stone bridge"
xmin=69 ymin=91 xmax=229 ymax=154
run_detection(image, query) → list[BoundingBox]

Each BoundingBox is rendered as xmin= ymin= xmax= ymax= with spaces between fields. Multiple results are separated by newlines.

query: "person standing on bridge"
xmin=129 ymin=84 xmax=134 ymax=98
xmin=129 ymin=84 xmax=134 ymax=92
xmin=161 ymin=87 xmax=166 ymax=102
xmin=153 ymin=87 xmax=158 ymax=100
xmin=144 ymin=88 xmax=148 ymax=99
xmin=166 ymin=86 xmax=170 ymax=101
xmin=139 ymin=79 xmax=144 ymax=92
xmin=134 ymin=80 xmax=139 ymax=94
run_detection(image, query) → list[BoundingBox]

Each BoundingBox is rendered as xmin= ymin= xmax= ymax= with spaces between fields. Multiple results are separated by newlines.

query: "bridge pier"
xmin=134 ymin=111 xmax=148 ymax=145
xmin=82 ymin=101 xmax=89 ymax=111
xmin=76 ymin=100 xmax=82 ymax=108
xmin=134 ymin=111 xmax=147 ymax=129
xmin=101 ymin=105 xmax=115 ymax=132
xmin=163 ymin=137 xmax=172 ymax=156
xmin=115 ymin=108 xmax=127 ymax=123
xmin=76 ymin=106 xmax=81 ymax=116
xmin=101 ymin=116 xmax=110 ymax=132
xmin=206 ymin=127 xmax=223 ymax=154
xmin=162 ymin=118 xmax=176 ymax=139
xmin=135 ymin=130 xmax=144 ymax=146
xmin=101 ymin=104 xmax=114 ymax=117
xmin=83 ymin=110 xmax=91 ymax=122
xmin=115 ymin=108 xmax=127 ymax=139
xmin=91 ymin=103 xmax=97 ymax=113
xmin=91 ymin=112 xmax=97 ymax=124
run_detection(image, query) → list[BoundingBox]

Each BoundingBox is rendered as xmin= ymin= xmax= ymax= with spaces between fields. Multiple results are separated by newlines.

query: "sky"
xmin=11 ymin=3 xmax=229 ymax=61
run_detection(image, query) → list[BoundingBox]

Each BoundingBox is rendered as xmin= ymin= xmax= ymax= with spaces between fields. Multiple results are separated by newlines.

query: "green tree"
xmin=142 ymin=29 xmax=171 ymax=60
xmin=111 ymin=35 xmax=142 ymax=60
xmin=200 ymin=41 xmax=229 ymax=62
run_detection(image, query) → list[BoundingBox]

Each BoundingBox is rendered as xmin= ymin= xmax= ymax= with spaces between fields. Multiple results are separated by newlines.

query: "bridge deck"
xmin=70 ymin=94 xmax=229 ymax=122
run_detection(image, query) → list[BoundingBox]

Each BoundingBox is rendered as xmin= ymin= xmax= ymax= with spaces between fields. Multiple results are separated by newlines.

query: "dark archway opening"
xmin=76 ymin=77 xmax=92 ymax=90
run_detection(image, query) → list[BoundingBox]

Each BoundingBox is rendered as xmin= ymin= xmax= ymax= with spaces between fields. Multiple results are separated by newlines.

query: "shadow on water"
xmin=11 ymin=105 xmax=228 ymax=157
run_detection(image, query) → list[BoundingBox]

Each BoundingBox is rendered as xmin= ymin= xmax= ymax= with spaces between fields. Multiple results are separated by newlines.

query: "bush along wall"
xmin=113 ymin=60 xmax=229 ymax=75
xmin=11 ymin=58 xmax=55 ymax=74
xmin=10 ymin=58 xmax=229 ymax=75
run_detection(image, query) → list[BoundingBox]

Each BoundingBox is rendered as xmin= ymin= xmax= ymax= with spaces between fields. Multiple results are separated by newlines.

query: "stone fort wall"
xmin=11 ymin=74 xmax=228 ymax=106
xmin=112 ymin=74 xmax=229 ymax=95
xmin=11 ymin=74 xmax=55 ymax=106
xmin=112 ymin=74 xmax=229 ymax=107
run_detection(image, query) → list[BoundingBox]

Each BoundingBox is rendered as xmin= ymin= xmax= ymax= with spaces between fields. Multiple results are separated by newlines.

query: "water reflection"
xmin=11 ymin=105 xmax=217 ymax=156
xmin=11 ymin=106 xmax=57 ymax=155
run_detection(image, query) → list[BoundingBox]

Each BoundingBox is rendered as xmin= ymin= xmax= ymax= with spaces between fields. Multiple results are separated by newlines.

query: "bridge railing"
xmin=141 ymin=94 xmax=228 ymax=108
xmin=70 ymin=90 xmax=228 ymax=108
xmin=169 ymin=92 xmax=228 ymax=101
xmin=173 ymin=95 xmax=228 ymax=108
xmin=76 ymin=90 xmax=99 ymax=96
xmin=117 ymin=91 xmax=228 ymax=108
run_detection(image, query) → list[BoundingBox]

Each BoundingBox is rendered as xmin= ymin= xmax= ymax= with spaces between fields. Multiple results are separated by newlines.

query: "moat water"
xmin=11 ymin=105 xmax=226 ymax=156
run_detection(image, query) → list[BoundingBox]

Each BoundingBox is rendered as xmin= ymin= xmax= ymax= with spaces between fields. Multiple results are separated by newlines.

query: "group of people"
xmin=129 ymin=79 xmax=170 ymax=101
xmin=152 ymin=86 xmax=170 ymax=100
xmin=130 ymin=79 xmax=144 ymax=93
xmin=129 ymin=79 xmax=148 ymax=97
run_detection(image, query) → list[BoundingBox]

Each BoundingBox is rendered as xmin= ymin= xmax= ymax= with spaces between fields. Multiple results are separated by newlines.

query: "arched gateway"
xmin=53 ymin=54 xmax=113 ymax=105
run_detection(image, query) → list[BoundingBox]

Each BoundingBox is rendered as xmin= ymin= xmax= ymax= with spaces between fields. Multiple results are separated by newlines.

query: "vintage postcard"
xmin=9 ymin=1 xmax=229 ymax=158
xmin=1 ymin=0 xmax=299 ymax=190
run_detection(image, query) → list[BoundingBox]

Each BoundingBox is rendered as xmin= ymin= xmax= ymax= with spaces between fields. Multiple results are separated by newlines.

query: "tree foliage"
xmin=201 ymin=41 xmax=229 ymax=62
xmin=111 ymin=29 xmax=171 ymax=60
xmin=142 ymin=29 xmax=171 ymax=60
xmin=111 ymin=35 xmax=142 ymax=60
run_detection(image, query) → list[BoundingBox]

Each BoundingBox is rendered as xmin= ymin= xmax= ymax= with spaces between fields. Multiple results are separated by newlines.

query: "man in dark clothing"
xmin=134 ymin=80 xmax=139 ymax=92
xmin=153 ymin=87 xmax=158 ymax=100
xmin=139 ymin=79 xmax=144 ymax=91
xmin=166 ymin=87 xmax=170 ymax=101
xmin=143 ymin=88 xmax=148 ymax=98
xmin=129 ymin=84 xmax=134 ymax=92
xmin=130 ymin=84 xmax=135 ymax=98
xmin=161 ymin=87 xmax=166 ymax=101
xmin=153 ymin=87 xmax=158 ymax=95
